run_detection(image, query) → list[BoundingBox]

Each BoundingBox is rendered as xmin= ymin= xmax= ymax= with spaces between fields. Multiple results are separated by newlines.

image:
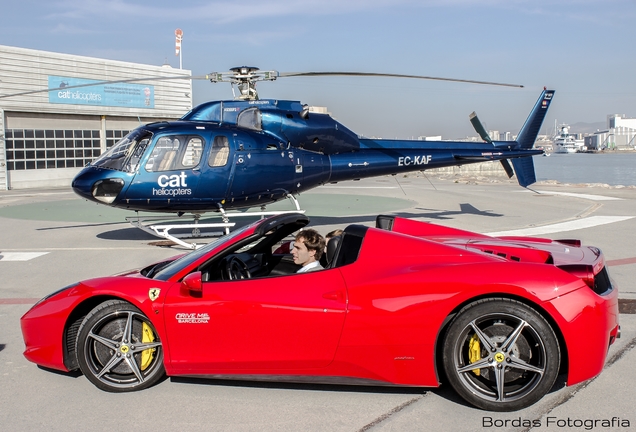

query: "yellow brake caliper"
xmin=468 ymin=333 xmax=481 ymax=376
xmin=140 ymin=322 xmax=156 ymax=371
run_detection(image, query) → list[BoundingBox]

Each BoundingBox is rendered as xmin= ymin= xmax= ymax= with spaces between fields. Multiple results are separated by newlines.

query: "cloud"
xmin=46 ymin=0 xmax=630 ymax=26
xmin=47 ymin=0 xmax=451 ymax=24
xmin=49 ymin=23 xmax=97 ymax=35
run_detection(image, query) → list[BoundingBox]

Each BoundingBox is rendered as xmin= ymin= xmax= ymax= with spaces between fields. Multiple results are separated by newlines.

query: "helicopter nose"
xmin=72 ymin=168 xmax=125 ymax=204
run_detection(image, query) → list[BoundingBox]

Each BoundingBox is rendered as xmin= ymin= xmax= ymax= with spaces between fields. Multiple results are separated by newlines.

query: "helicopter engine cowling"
xmin=182 ymin=99 xmax=361 ymax=155
xmin=270 ymin=111 xmax=361 ymax=154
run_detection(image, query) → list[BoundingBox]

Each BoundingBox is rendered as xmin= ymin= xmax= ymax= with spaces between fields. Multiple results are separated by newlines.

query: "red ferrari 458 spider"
xmin=21 ymin=213 xmax=620 ymax=411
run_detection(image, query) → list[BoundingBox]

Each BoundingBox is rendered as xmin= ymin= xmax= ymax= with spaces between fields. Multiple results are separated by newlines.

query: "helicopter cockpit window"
xmin=208 ymin=135 xmax=229 ymax=167
xmin=125 ymin=138 xmax=150 ymax=172
xmin=91 ymin=130 xmax=151 ymax=173
xmin=145 ymin=135 xmax=204 ymax=172
xmin=237 ymin=108 xmax=262 ymax=131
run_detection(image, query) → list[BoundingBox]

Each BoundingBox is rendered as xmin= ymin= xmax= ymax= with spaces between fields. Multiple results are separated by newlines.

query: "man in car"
xmin=292 ymin=229 xmax=326 ymax=273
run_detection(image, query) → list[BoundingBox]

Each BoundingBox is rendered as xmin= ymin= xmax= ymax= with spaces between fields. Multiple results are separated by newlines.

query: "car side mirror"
xmin=180 ymin=271 xmax=202 ymax=297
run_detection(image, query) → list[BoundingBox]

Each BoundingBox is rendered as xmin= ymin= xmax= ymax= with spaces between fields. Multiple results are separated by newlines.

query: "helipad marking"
xmin=0 ymin=252 xmax=49 ymax=261
xmin=485 ymin=216 xmax=634 ymax=237
xmin=527 ymin=190 xmax=622 ymax=201
xmin=320 ymin=186 xmax=398 ymax=189
xmin=0 ymin=298 xmax=40 ymax=305
xmin=606 ymin=257 xmax=636 ymax=267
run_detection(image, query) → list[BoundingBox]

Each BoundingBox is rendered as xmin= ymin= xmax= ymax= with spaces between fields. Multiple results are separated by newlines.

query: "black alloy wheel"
xmin=76 ymin=300 xmax=165 ymax=392
xmin=442 ymin=298 xmax=560 ymax=411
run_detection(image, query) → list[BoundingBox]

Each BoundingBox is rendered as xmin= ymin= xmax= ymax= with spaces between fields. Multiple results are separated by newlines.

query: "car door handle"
xmin=322 ymin=290 xmax=346 ymax=303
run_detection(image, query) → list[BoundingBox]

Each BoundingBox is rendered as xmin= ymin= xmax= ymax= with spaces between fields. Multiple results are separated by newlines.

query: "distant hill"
xmin=568 ymin=122 xmax=607 ymax=134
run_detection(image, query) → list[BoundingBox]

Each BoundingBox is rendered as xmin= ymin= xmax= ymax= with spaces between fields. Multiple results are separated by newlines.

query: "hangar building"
xmin=0 ymin=45 xmax=193 ymax=190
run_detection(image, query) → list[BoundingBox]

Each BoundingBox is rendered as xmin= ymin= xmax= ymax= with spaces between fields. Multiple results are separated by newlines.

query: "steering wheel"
xmin=225 ymin=256 xmax=251 ymax=280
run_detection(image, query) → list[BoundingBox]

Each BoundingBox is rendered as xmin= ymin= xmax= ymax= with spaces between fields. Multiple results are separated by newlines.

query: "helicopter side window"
xmin=208 ymin=135 xmax=229 ymax=167
xmin=145 ymin=135 xmax=204 ymax=172
xmin=237 ymin=107 xmax=262 ymax=131
xmin=181 ymin=137 xmax=203 ymax=168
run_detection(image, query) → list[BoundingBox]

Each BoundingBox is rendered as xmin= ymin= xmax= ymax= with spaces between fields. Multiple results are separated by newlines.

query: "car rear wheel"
xmin=76 ymin=300 xmax=164 ymax=392
xmin=442 ymin=298 xmax=560 ymax=411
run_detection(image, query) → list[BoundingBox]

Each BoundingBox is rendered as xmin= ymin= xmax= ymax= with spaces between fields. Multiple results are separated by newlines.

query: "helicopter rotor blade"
xmin=500 ymin=159 xmax=515 ymax=178
xmin=0 ymin=74 xmax=209 ymax=99
xmin=468 ymin=111 xmax=492 ymax=143
xmin=1 ymin=66 xmax=523 ymax=101
xmin=279 ymin=71 xmax=523 ymax=88
xmin=469 ymin=112 xmax=515 ymax=179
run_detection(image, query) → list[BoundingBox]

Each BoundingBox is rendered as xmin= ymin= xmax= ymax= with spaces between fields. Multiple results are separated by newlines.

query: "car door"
xmin=163 ymin=269 xmax=348 ymax=373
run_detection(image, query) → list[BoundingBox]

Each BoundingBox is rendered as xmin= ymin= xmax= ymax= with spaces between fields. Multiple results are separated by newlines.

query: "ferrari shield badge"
xmin=148 ymin=288 xmax=161 ymax=301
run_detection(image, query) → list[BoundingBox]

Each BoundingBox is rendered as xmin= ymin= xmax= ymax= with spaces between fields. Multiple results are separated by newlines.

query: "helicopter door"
xmin=295 ymin=151 xmax=327 ymax=192
xmin=193 ymin=134 xmax=233 ymax=206
xmin=226 ymin=132 xmax=295 ymax=206
xmin=125 ymin=134 xmax=204 ymax=209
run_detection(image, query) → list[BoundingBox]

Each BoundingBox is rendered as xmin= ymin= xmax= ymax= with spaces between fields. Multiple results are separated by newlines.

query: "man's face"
xmin=292 ymin=237 xmax=316 ymax=267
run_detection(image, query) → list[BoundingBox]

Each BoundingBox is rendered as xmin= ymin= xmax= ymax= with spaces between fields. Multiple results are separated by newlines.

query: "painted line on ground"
xmin=524 ymin=190 xmax=623 ymax=201
xmin=0 ymin=191 xmax=74 ymax=198
xmin=0 ymin=252 xmax=49 ymax=261
xmin=0 ymin=298 xmax=40 ymax=305
xmin=1 ymin=247 xmax=155 ymax=251
xmin=607 ymin=257 xmax=636 ymax=267
xmin=319 ymin=186 xmax=398 ymax=189
xmin=485 ymin=216 xmax=634 ymax=237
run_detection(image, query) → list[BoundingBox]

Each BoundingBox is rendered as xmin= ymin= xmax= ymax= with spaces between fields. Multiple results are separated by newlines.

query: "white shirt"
xmin=297 ymin=261 xmax=324 ymax=273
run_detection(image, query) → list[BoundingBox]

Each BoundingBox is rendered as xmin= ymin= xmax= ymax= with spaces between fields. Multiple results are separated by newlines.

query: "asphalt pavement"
xmin=1 ymin=174 xmax=635 ymax=431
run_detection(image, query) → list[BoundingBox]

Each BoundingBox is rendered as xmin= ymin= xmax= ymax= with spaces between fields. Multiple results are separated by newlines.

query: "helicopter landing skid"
xmin=127 ymin=214 xmax=235 ymax=249
xmin=126 ymin=194 xmax=305 ymax=249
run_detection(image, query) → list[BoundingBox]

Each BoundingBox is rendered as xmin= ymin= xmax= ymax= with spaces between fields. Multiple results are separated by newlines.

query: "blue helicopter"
xmin=65 ymin=67 xmax=553 ymax=245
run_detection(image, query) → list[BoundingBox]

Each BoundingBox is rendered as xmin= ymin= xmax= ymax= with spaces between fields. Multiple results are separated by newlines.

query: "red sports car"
xmin=21 ymin=213 xmax=620 ymax=411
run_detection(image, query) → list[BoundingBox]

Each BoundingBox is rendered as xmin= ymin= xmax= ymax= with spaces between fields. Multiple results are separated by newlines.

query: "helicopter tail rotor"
xmin=469 ymin=111 xmax=514 ymax=179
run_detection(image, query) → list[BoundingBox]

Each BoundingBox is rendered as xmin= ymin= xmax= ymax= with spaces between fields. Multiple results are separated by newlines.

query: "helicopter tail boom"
xmin=506 ymin=89 xmax=555 ymax=187
xmin=515 ymin=89 xmax=555 ymax=149
xmin=327 ymin=89 xmax=554 ymax=187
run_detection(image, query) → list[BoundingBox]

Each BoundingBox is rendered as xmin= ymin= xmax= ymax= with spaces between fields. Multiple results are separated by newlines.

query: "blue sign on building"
xmin=48 ymin=76 xmax=155 ymax=108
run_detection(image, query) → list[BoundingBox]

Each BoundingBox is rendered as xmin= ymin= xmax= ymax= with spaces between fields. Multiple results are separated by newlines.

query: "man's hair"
xmin=326 ymin=229 xmax=343 ymax=239
xmin=295 ymin=229 xmax=325 ymax=260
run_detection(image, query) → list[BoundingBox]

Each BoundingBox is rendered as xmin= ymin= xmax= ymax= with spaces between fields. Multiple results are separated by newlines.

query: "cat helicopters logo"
xmin=153 ymin=172 xmax=192 ymax=197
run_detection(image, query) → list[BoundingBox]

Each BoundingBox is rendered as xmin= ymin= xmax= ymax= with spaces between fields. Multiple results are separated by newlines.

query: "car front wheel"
xmin=442 ymin=298 xmax=560 ymax=411
xmin=76 ymin=300 xmax=165 ymax=392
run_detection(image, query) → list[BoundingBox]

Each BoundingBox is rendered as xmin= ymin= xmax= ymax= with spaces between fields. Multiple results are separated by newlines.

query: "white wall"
xmin=6 ymin=167 xmax=82 ymax=189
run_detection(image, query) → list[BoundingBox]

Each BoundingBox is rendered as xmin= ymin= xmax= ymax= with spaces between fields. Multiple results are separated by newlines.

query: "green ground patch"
xmin=0 ymin=193 xmax=414 ymax=223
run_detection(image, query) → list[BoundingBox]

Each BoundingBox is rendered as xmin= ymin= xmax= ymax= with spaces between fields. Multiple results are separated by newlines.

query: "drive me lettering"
xmin=398 ymin=155 xmax=432 ymax=166
xmin=176 ymin=313 xmax=210 ymax=324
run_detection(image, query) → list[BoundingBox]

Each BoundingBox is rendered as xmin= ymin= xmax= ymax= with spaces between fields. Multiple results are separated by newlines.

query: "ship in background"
xmin=552 ymin=123 xmax=587 ymax=153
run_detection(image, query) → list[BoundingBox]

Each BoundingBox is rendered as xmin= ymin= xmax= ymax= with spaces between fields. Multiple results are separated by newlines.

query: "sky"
xmin=1 ymin=0 xmax=635 ymax=139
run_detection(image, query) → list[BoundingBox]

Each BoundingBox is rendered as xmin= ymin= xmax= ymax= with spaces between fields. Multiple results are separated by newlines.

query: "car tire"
xmin=76 ymin=299 xmax=165 ymax=392
xmin=442 ymin=298 xmax=560 ymax=411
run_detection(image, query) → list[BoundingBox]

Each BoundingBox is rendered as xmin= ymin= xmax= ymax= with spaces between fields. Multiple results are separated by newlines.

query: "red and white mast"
xmin=175 ymin=29 xmax=183 ymax=69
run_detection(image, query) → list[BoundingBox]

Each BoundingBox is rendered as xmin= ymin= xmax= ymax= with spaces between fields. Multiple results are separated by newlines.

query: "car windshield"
xmin=152 ymin=222 xmax=258 ymax=281
xmin=91 ymin=129 xmax=151 ymax=173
